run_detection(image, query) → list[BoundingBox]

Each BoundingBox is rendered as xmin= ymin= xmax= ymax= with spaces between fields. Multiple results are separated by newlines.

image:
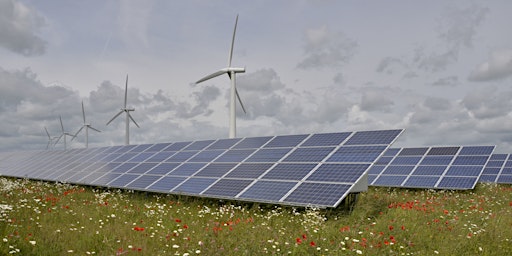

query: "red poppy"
xmin=133 ymin=226 xmax=145 ymax=231
xmin=302 ymin=234 xmax=307 ymax=240
xmin=296 ymin=238 xmax=302 ymax=244
xmin=175 ymin=219 xmax=182 ymax=223
xmin=388 ymin=225 xmax=394 ymax=231
xmin=310 ymin=241 xmax=316 ymax=247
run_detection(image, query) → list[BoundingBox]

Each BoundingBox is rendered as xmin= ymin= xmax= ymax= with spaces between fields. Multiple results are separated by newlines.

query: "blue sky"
xmin=1 ymin=0 xmax=512 ymax=152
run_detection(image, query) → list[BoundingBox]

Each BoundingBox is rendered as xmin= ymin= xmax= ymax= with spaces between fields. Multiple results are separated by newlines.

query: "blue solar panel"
xmin=173 ymin=178 xmax=217 ymax=194
xmin=168 ymin=163 xmax=206 ymax=176
xmin=164 ymin=141 xmax=191 ymax=151
xmin=206 ymin=138 xmax=241 ymax=149
xmin=327 ymin=146 xmax=386 ymax=162
xmin=215 ymin=149 xmax=255 ymax=162
xmin=245 ymin=148 xmax=291 ymax=162
xmin=146 ymin=143 xmax=172 ymax=152
xmin=109 ymin=174 xmax=140 ymax=187
xmin=184 ymin=140 xmax=215 ymax=150
xmin=232 ymin=136 xmax=272 ymax=149
xmin=371 ymin=146 xmax=495 ymax=189
xmin=127 ymin=163 xmax=158 ymax=174
xmin=264 ymin=134 xmax=309 ymax=148
xmin=148 ymin=176 xmax=187 ymax=192
xmin=301 ymin=132 xmax=351 ymax=146
xmin=193 ymin=163 xmax=237 ymax=177
xmin=0 ymin=129 xmax=403 ymax=208
xmin=390 ymin=156 xmax=422 ymax=165
xmin=283 ymin=183 xmax=352 ymax=206
xmin=127 ymin=175 xmax=161 ymax=189
xmin=147 ymin=163 xmax=180 ymax=175
xmin=239 ymin=181 xmax=297 ymax=201
xmin=189 ymin=150 xmax=224 ymax=162
xmin=383 ymin=165 xmax=415 ymax=175
xmin=262 ymin=163 xmax=317 ymax=180
xmin=398 ymin=148 xmax=428 ymax=156
xmin=202 ymin=179 xmax=253 ymax=197
xmin=283 ymin=147 xmax=335 ymax=162
xmin=479 ymin=154 xmax=512 ymax=184
xmin=307 ymin=164 xmax=370 ymax=183
xmin=373 ymin=175 xmax=407 ymax=186
xmin=225 ymin=163 xmax=274 ymax=179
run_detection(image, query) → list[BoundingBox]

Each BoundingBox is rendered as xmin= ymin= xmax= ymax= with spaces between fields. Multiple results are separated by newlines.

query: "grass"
xmin=0 ymin=177 xmax=511 ymax=255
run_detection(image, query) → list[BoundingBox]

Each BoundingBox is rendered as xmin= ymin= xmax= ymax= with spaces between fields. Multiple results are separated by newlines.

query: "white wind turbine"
xmin=44 ymin=127 xmax=59 ymax=150
xmin=106 ymin=75 xmax=139 ymax=145
xmin=196 ymin=14 xmax=246 ymax=138
xmin=72 ymin=101 xmax=101 ymax=148
xmin=54 ymin=116 xmax=76 ymax=150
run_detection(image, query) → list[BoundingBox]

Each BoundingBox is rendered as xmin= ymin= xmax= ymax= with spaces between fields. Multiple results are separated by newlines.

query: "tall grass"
xmin=0 ymin=177 xmax=511 ymax=255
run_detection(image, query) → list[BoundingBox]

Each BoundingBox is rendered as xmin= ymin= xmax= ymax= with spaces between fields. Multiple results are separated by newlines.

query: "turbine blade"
xmin=124 ymin=74 xmax=129 ymax=108
xmin=54 ymin=134 xmax=63 ymax=145
xmin=73 ymin=126 xmax=84 ymax=140
xmin=89 ymin=126 xmax=101 ymax=133
xmin=59 ymin=116 xmax=64 ymax=133
xmin=81 ymin=100 xmax=86 ymax=123
xmin=44 ymin=127 xmax=50 ymax=139
xmin=196 ymin=70 xmax=228 ymax=84
xmin=235 ymin=87 xmax=247 ymax=114
xmin=106 ymin=110 xmax=124 ymax=125
xmin=128 ymin=113 xmax=140 ymax=128
xmin=228 ymin=14 xmax=239 ymax=67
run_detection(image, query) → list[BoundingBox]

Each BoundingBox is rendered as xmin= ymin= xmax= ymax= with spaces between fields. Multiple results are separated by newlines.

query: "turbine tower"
xmin=72 ymin=101 xmax=101 ymax=148
xmin=54 ymin=116 xmax=76 ymax=150
xmin=196 ymin=14 xmax=246 ymax=138
xmin=106 ymin=74 xmax=139 ymax=145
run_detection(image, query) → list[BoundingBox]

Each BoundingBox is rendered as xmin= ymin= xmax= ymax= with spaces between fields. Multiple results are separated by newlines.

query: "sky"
xmin=1 ymin=0 xmax=512 ymax=153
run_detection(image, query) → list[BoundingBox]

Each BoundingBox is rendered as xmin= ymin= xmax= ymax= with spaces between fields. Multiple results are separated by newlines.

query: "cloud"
xmin=468 ymin=49 xmax=512 ymax=81
xmin=376 ymin=57 xmax=406 ymax=74
xmin=437 ymin=4 xmax=488 ymax=50
xmin=0 ymin=0 xmax=47 ymax=56
xmin=297 ymin=25 xmax=358 ymax=69
xmin=412 ymin=4 xmax=488 ymax=73
xmin=431 ymin=76 xmax=458 ymax=87
xmin=360 ymin=87 xmax=395 ymax=112
xmin=461 ymin=87 xmax=512 ymax=119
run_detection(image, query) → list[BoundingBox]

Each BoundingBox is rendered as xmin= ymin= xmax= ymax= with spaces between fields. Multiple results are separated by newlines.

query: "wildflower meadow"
xmin=0 ymin=177 xmax=511 ymax=255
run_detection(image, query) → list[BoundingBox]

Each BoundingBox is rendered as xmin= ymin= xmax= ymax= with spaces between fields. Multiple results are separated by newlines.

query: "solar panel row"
xmin=479 ymin=154 xmax=512 ymax=184
xmin=369 ymin=146 xmax=495 ymax=190
xmin=0 ymin=129 xmax=404 ymax=208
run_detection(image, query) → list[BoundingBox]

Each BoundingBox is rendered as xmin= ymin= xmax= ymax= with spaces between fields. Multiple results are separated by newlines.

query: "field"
xmin=0 ymin=177 xmax=511 ymax=255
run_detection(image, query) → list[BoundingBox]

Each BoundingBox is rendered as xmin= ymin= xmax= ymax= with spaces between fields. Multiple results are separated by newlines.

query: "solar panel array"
xmin=0 ymin=129 xmax=403 ymax=208
xmin=368 ymin=146 xmax=495 ymax=190
xmin=479 ymin=154 xmax=512 ymax=184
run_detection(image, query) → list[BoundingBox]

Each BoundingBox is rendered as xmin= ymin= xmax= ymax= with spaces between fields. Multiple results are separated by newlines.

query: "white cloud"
xmin=469 ymin=49 xmax=512 ymax=81
xmin=0 ymin=0 xmax=46 ymax=56
xmin=297 ymin=25 xmax=357 ymax=69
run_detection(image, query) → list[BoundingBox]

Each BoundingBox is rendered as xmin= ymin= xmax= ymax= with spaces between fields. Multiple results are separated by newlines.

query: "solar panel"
xmin=369 ymin=146 xmax=495 ymax=189
xmin=0 ymin=129 xmax=403 ymax=208
xmin=479 ymin=154 xmax=512 ymax=184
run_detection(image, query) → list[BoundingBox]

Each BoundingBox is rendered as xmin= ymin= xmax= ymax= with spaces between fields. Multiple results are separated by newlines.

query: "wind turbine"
xmin=72 ymin=101 xmax=101 ymax=148
xmin=44 ymin=127 xmax=59 ymax=150
xmin=196 ymin=14 xmax=246 ymax=138
xmin=54 ymin=116 xmax=76 ymax=150
xmin=106 ymin=74 xmax=139 ymax=145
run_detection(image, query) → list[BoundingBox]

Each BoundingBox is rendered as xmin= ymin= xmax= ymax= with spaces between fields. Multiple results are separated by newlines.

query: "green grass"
xmin=0 ymin=177 xmax=511 ymax=255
